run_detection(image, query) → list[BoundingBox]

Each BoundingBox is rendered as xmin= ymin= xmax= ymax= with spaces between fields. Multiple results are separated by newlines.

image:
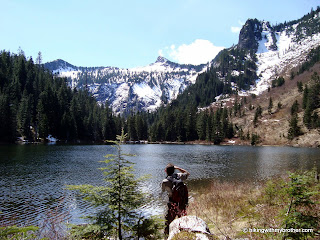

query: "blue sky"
xmin=0 ymin=0 xmax=319 ymax=68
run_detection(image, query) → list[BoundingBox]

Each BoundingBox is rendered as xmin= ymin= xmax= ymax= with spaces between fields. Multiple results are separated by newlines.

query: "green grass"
xmin=188 ymin=170 xmax=320 ymax=239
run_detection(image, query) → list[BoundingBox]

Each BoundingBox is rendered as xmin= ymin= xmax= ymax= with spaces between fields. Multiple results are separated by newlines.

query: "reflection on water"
xmin=0 ymin=144 xmax=319 ymax=226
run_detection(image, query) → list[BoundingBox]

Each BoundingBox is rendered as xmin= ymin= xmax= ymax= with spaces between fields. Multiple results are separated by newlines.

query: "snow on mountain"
xmin=251 ymin=24 xmax=320 ymax=95
xmin=235 ymin=10 xmax=320 ymax=97
xmin=45 ymin=56 xmax=207 ymax=114
xmin=130 ymin=56 xmax=202 ymax=79
xmin=210 ymin=11 xmax=320 ymax=108
xmin=45 ymin=10 xmax=320 ymax=113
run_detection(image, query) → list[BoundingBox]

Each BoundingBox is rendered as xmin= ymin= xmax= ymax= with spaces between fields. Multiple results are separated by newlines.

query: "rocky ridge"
xmin=44 ymin=57 xmax=207 ymax=114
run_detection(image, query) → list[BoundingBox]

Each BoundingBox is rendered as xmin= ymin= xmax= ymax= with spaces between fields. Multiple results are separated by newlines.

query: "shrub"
xmin=0 ymin=225 xmax=39 ymax=240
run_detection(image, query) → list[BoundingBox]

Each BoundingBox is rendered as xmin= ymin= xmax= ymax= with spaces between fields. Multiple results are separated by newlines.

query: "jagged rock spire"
xmin=238 ymin=19 xmax=263 ymax=51
xmin=155 ymin=56 xmax=169 ymax=63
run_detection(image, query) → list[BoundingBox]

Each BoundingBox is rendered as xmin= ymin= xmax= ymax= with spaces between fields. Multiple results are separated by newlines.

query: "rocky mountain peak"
xmin=43 ymin=8 xmax=320 ymax=115
xmin=155 ymin=56 xmax=169 ymax=63
xmin=238 ymin=18 xmax=263 ymax=51
xmin=44 ymin=59 xmax=77 ymax=72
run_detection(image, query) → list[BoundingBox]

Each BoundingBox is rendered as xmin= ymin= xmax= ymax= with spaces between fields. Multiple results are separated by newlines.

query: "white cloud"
xmin=160 ymin=39 xmax=224 ymax=65
xmin=231 ymin=20 xmax=245 ymax=34
xmin=231 ymin=26 xmax=242 ymax=33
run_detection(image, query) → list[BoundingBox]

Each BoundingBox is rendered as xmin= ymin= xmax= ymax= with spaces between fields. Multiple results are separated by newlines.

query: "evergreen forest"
xmin=0 ymin=50 xmax=122 ymax=143
xmin=0 ymin=49 xmax=238 ymax=144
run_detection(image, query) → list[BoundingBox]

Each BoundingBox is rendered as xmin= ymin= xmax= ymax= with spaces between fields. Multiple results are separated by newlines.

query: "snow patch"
xmin=251 ymin=28 xmax=320 ymax=96
xmin=47 ymin=135 xmax=58 ymax=142
xmin=51 ymin=57 xmax=207 ymax=114
xmin=231 ymin=70 xmax=240 ymax=77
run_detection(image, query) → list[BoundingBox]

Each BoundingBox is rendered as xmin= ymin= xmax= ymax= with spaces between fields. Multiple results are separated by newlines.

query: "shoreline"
xmin=2 ymin=138 xmax=319 ymax=148
xmin=148 ymin=139 xmax=320 ymax=148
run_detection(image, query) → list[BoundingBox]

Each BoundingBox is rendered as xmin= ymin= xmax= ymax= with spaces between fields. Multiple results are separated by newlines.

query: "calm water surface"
xmin=0 ymin=144 xmax=319 ymax=226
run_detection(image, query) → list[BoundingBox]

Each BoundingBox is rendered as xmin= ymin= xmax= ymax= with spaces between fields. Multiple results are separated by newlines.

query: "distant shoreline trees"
xmin=0 ymin=49 xmax=235 ymax=145
xmin=0 ymin=50 xmax=121 ymax=143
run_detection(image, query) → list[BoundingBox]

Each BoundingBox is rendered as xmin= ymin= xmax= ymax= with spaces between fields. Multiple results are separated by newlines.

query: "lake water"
xmin=0 ymin=144 xmax=319 ymax=227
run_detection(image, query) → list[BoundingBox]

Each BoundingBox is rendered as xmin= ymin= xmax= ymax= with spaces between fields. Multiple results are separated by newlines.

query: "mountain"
xmin=240 ymin=14 xmax=320 ymax=96
xmin=43 ymin=7 xmax=320 ymax=146
xmin=44 ymin=56 xmax=207 ymax=114
xmin=187 ymin=7 xmax=320 ymax=109
xmin=231 ymin=11 xmax=320 ymax=147
xmin=141 ymin=7 xmax=320 ymax=146
xmin=45 ymin=8 xmax=320 ymax=115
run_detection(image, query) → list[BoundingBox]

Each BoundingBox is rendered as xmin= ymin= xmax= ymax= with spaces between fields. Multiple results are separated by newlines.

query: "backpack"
xmin=167 ymin=173 xmax=189 ymax=209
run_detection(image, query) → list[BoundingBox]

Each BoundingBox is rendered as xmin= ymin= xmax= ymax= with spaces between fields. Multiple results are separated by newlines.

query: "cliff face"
xmin=238 ymin=19 xmax=263 ymax=51
xmin=44 ymin=58 xmax=207 ymax=115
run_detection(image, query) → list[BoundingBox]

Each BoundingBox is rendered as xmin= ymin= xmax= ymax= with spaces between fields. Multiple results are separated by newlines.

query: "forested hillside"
xmin=140 ymin=44 xmax=320 ymax=146
xmin=134 ymin=7 xmax=320 ymax=145
xmin=138 ymin=32 xmax=258 ymax=143
xmin=0 ymin=50 xmax=121 ymax=143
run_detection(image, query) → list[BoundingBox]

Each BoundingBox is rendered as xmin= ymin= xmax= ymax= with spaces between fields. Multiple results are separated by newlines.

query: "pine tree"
xmin=14 ymin=54 xmax=27 ymax=92
xmin=253 ymin=105 xmax=262 ymax=127
xmin=0 ymin=94 xmax=14 ymax=142
xmin=282 ymin=171 xmax=319 ymax=240
xmin=205 ymin=115 xmax=212 ymax=141
xmin=196 ymin=111 xmax=207 ymax=140
xmin=103 ymin=130 xmax=148 ymax=239
xmin=67 ymin=130 xmax=158 ymax=239
xmin=311 ymin=111 xmax=320 ymax=128
xmin=102 ymin=105 xmax=116 ymax=141
xmin=268 ymin=97 xmax=273 ymax=114
xmin=127 ymin=114 xmax=137 ymax=141
xmin=291 ymin=100 xmax=299 ymax=116
xmin=185 ymin=106 xmax=197 ymax=141
xmin=16 ymin=90 xmax=32 ymax=139
xmin=36 ymin=51 xmax=42 ymax=67
xmin=36 ymin=99 xmax=48 ymax=139
xmin=303 ymin=102 xmax=313 ymax=129
xmin=251 ymin=133 xmax=260 ymax=145
xmin=297 ymin=81 xmax=303 ymax=92
xmin=302 ymin=85 xmax=309 ymax=109
xmin=135 ymin=114 xmax=143 ymax=140
xmin=175 ymin=110 xmax=185 ymax=142
xmin=288 ymin=114 xmax=301 ymax=140
xmin=211 ymin=110 xmax=223 ymax=144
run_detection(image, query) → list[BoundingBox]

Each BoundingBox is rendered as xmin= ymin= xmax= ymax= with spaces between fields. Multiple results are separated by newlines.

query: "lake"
xmin=0 ymin=144 xmax=319 ymax=227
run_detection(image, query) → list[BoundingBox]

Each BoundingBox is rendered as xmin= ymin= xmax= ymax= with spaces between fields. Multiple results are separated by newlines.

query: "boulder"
xmin=167 ymin=215 xmax=212 ymax=240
